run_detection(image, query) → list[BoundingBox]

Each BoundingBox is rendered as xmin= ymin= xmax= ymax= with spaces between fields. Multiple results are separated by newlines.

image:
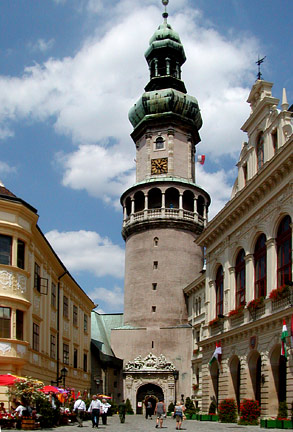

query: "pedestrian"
xmin=155 ymin=398 xmax=166 ymax=429
xmin=118 ymin=399 xmax=126 ymax=423
xmin=146 ymin=398 xmax=152 ymax=419
xmin=73 ymin=395 xmax=86 ymax=427
xmin=174 ymin=400 xmax=185 ymax=430
xmin=100 ymin=398 xmax=111 ymax=425
xmin=88 ymin=395 xmax=101 ymax=428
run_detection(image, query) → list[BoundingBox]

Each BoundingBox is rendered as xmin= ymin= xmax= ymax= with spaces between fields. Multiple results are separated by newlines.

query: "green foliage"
xmin=278 ymin=401 xmax=288 ymax=419
xmin=38 ymin=399 xmax=55 ymax=428
xmin=7 ymin=377 xmax=46 ymax=407
xmin=168 ymin=402 xmax=174 ymax=413
xmin=125 ymin=398 xmax=134 ymax=414
xmin=109 ymin=401 xmax=118 ymax=415
xmin=239 ymin=399 xmax=260 ymax=425
xmin=209 ymin=400 xmax=217 ymax=414
xmin=185 ymin=397 xmax=196 ymax=415
xmin=218 ymin=399 xmax=237 ymax=423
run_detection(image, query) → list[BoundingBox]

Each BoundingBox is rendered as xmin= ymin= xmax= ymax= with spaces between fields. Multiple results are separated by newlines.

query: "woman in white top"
xmin=73 ymin=396 xmax=86 ymax=427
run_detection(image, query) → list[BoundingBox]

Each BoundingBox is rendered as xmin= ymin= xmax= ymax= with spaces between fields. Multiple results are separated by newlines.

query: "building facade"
xmin=0 ymin=184 xmax=94 ymax=400
xmin=111 ymin=4 xmax=210 ymax=412
xmin=185 ymin=81 xmax=292 ymax=417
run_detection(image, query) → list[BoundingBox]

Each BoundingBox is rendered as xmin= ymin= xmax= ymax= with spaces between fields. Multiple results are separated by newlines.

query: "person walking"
xmin=73 ymin=396 xmax=86 ymax=427
xmin=155 ymin=398 xmax=166 ymax=429
xmin=146 ymin=398 xmax=153 ymax=419
xmin=174 ymin=400 xmax=185 ymax=430
xmin=118 ymin=400 xmax=126 ymax=423
xmin=100 ymin=398 xmax=111 ymax=425
xmin=88 ymin=395 xmax=101 ymax=428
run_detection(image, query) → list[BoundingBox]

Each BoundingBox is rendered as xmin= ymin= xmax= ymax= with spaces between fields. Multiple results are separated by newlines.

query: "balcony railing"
xmin=123 ymin=208 xmax=206 ymax=228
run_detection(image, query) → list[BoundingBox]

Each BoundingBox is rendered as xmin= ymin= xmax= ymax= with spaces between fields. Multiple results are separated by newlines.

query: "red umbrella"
xmin=0 ymin=374 xmax=20 ymax=386
xmin=40 ymin=385 xmax=59 ymax=393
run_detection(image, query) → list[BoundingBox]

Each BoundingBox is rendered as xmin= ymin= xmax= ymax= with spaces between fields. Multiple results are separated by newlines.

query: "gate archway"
xmin=136 ymin=383 xmax=164 ymax=415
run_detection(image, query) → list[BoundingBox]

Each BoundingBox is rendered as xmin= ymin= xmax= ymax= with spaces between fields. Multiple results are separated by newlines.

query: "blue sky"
xmin=0 ymin=0 xmax=292 ymax=313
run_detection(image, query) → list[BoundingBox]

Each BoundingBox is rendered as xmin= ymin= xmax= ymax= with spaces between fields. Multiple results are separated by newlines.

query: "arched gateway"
xmin=136 ymin=383 xmax=164 ymax=414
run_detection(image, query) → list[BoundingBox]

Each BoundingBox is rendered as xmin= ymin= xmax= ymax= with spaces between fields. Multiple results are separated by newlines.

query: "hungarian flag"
xmin=209 ymin=341 xmax=222 ymax=367
xmin=281 ymin=319 xmax=288 ymax=359
xmin=197 ymin=155 xmax=205 ymax=165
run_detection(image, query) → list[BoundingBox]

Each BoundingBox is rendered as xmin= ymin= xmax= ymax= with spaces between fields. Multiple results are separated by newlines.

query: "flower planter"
xmin=191 ymin=414 xmax=197 ymax=420
xmin=283 ymin=420 xmax=293 ymax=429
xmin=276 ymin=419 xmax=283 ymax=429
xmin=261 ymin=419 xmax=277 ymax=428
xmin=210 ymin=414 xmax=219 ymax=421
xmin=200 ymin=414 xmax=210 ymax=421
xmin=21 ymin=418 xmax=36 ymax=430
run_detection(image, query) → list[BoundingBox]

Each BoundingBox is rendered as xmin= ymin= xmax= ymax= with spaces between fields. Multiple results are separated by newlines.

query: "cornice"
xmin=197 ymin=138 xmax=293 ymax=248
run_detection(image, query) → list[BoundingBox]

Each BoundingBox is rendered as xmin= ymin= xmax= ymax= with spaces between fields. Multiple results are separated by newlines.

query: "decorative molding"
xmin=124 ymin=352 xmax=176 ymax=372
xmin=0 ymin=342 xmax=11 ymax=354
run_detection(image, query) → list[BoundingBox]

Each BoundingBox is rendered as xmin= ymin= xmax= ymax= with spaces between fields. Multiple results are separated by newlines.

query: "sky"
xmin=0 ymin=0 xmax=292 ymax=314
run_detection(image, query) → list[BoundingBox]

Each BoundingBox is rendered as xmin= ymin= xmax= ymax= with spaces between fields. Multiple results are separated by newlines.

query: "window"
xmin=63 ymin=296 xmax=68 ymax=318
xmin=195 ymin=299 xmax=198 ymax=315
xmin=277 ymin=215 xmax=292 ymax=288
xmin=74 ymin=348 xmax=78 ymax=368
xmin=155 ymin=136 xmax=164 ymax=150
xmin=0 ymin=307 xmax=11 ymax=338
xmin=33 ymin=323 xmax=40 ymax=351
xmin=254 ymin=234 xmax=267 ymax=298
xmin=198 ymin=297 xmax=201 ymax=314
xmin=34 ymin=263 xmax=41 ymax=292
xmin=153 ymin=237 xmax=159 ymax=247
xmin=256 ymin=133 xmax=264 ymax=170
xmin=216 ymin=266 xmax=224 ymax=316
xmin=73 ymin=305 xmax=78 ymax=326
xmin=152 ymin=341 xmax=154 ymax=348
xmin=114 ymin=381 xmax=117 ymax=388
xmin=153 ymin=261 xmax=158 ymax=269
xmin=63 ymin=343 xmax=69 ymax=365
xmin=16 ymin=310 xmax=23 ymax=340
xmin=50 ymin=334 xmax=56 ymax=359
xmin=272 ymin=130 xmax=278 ymax=153
xmin=51 ymin=283 xmax=56 ymax=308
xmin=84 ymin=314 xmax=88 ymax=332
xmin=0 ymin=235 xmax=12 ymax=265
xmin=17 ymin=240 xmax=25 ymax=269
xmin=83 ymin=353 xmax=87 ymax=372
xmin=152 ymin=283 xmax=157 ymax=291
xmin=152 ymin=306 xmax=156 ymax=312
xmin=235 ymin=249 xmax=246 ymax=307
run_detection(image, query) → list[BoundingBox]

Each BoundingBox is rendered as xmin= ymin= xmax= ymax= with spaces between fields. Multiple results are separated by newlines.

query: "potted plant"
xmin=228 ymin=305 xmax=245 ymax=317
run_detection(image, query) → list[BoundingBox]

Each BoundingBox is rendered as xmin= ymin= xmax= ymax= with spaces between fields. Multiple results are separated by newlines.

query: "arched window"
xmin=254 ymin=234 xmax=267 ymax=298
xmin=216 ymin=266 xmax=224 ymax=316
xmin=134 ymin=191 xmax=144 ymax=213
xmin=277 ymin=215 xmax=292 ymax=288
xmin=165 ymin=187 xmax=179 ymax=209
xmin=235 ymin=249 xmax=246 ymax=307
xmin=148 ymin=188 xmax=162 ymax=209
xmin=155 ymin=136 xmax=164 ymax=150
xmin=197 ymin=195 xmax=204 ymax=217
xmin=125 ymin=197 xmax=131 ymax=217
xmin=256 ymin=133 xmax=264 ymax=170
xmin=153 ymin=237 xmax=159 ymax=247
xmin=183 ymin=190 xmax=194 ymax=212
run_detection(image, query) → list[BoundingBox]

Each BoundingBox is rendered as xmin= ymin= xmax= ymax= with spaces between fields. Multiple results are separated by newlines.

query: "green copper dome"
xmin=145 ymin=22 xmax=186 ymax=63
xmin=128 ymin=88 xmax=202 ymax=131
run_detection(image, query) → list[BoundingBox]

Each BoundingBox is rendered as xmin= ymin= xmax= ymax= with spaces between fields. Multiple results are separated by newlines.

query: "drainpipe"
xmin=57 ymin=271 xmax=67 ymax=384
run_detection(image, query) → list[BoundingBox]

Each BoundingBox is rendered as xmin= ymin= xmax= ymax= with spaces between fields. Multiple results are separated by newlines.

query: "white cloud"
xmin=0 ymin=1 xmax=260 ymax=213
xmin=58 ymin=144 xmax=135 ymax=208
xmin=196 ymin=165 xmax=236 ymax=219
xmin=45 ymin=229 xmax=125 ymax=278
xmin=88 ymin=285 xmax=124 ymax=310
xmin=28 ymin=38 xmax=55 ymax=53
xmin=0 ymin=161 xmax=16 ymax=176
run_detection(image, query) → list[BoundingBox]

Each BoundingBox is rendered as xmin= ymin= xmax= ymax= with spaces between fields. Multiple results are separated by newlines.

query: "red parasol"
xmin=0 ymin=374 xmax=21 ymax=386
xmin=97 ymin=394 xmax=112 ymax=399
xmin=40 ymin=385 xmax=59 ymax=393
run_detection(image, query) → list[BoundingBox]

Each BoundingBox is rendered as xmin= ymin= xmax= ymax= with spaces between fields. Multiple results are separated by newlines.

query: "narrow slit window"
xmin=152 ymin=306 xmax=156 ymax=312
xmin=153 ymin=261 xmax=158 ymax=269
xmin=152 ymin=283 xmax=157 ymax=290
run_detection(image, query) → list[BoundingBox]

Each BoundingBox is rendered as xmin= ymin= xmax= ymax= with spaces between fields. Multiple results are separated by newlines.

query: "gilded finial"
xmin=162 ymin=0 xmax=169 ymax=22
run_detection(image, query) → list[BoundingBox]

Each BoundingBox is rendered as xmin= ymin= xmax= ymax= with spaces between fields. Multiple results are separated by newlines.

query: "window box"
xmin=228 ymin=305 xmax=245 ymax=317
xmin=247 ymin=297 xmax=264 ymax=312
xmin=269 ymin=286 xmax=290 ymax=301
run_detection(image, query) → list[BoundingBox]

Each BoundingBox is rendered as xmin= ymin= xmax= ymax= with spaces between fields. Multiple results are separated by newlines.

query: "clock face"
xmin=151 ymin=158 xmax=168 ymax=174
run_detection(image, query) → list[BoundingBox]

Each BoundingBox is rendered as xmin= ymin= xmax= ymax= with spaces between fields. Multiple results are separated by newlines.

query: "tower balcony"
xmin=121 ymin=180 xmax=210 ymax=240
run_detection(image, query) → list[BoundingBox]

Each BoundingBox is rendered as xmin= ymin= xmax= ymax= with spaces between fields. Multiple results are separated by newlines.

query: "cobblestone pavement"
xmin=36 ymin=416 xmax=283 ymax=432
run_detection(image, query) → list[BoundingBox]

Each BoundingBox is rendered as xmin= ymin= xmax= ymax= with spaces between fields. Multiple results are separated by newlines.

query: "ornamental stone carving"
xmin=124 ymin=353 xmax=176 ymax=372
xmin=0 ymin=342 xmax=11 ymax=354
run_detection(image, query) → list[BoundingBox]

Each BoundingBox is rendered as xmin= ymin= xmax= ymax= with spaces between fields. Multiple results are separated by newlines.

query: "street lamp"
xmin=173 ymin=370 xmax=179 ymax=404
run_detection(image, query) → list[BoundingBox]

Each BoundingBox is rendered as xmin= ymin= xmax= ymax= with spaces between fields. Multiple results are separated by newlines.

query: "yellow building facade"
xmin=0 ymin=184 xmax=94 ymax=398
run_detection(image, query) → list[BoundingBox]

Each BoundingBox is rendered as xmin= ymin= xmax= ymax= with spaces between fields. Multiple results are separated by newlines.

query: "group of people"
xmin=73 ymin=395 xmax=111 ymax=428
xmin=145 ymin=397 xmax=185 ymax=430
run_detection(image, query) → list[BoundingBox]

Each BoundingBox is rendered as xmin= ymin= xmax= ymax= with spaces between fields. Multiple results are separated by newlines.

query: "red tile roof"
xmin=0 ymin=185 xmax=17 ymax=198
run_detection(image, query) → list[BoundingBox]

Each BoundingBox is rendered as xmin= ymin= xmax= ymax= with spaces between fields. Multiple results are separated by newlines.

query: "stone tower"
xmin=111 ymin=1 xmax=210 ymax=411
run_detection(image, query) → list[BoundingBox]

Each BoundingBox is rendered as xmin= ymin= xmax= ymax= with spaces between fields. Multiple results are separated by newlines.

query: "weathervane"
xmin=162 ymin=0 xmax=169 ymax=22
xmin=256 ymin=55 xmax=266 ymax=81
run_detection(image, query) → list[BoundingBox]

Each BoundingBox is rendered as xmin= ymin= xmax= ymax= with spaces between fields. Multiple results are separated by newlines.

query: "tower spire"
xmin=162 ymin=0 xmax=169 ymax=23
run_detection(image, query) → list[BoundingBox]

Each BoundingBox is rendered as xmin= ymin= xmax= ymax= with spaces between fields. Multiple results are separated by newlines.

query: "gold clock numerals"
xmin=151 ymin=158 xmax=168 ymax=174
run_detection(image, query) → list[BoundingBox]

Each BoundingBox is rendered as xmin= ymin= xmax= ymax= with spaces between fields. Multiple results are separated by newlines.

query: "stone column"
xmin=162 ymin=192 xmax=165 ymax=217
xmin=11 ymin=307 xmax=16 ymax=339
xmin=123 ymin=205 xmax=127 ymax=221
xmin=244 ymin=254 xmax=254 ymax=303
xmin=266 ymin=237 xmax=276 ymax=295
xmin=167 ymin=129 xmax=174 ymax=175
xmin=179 ymin=193 xmax=183 ymax=217
xmin=154 ymin=58 xmax=158 ymax=77
xmin=166 ymin=57 xmax=170 ymax=75
xmin=193 ymin=198 xmax=198 ymax=222
xmin=130 ymin=198 xmax=135 ymax=222
xmin=260 ymin=352 xmax=269 ymax=417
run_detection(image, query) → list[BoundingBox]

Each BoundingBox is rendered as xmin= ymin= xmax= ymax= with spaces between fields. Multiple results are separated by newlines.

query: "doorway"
xmin=136 ymin=383 xmax=164 ymax=414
